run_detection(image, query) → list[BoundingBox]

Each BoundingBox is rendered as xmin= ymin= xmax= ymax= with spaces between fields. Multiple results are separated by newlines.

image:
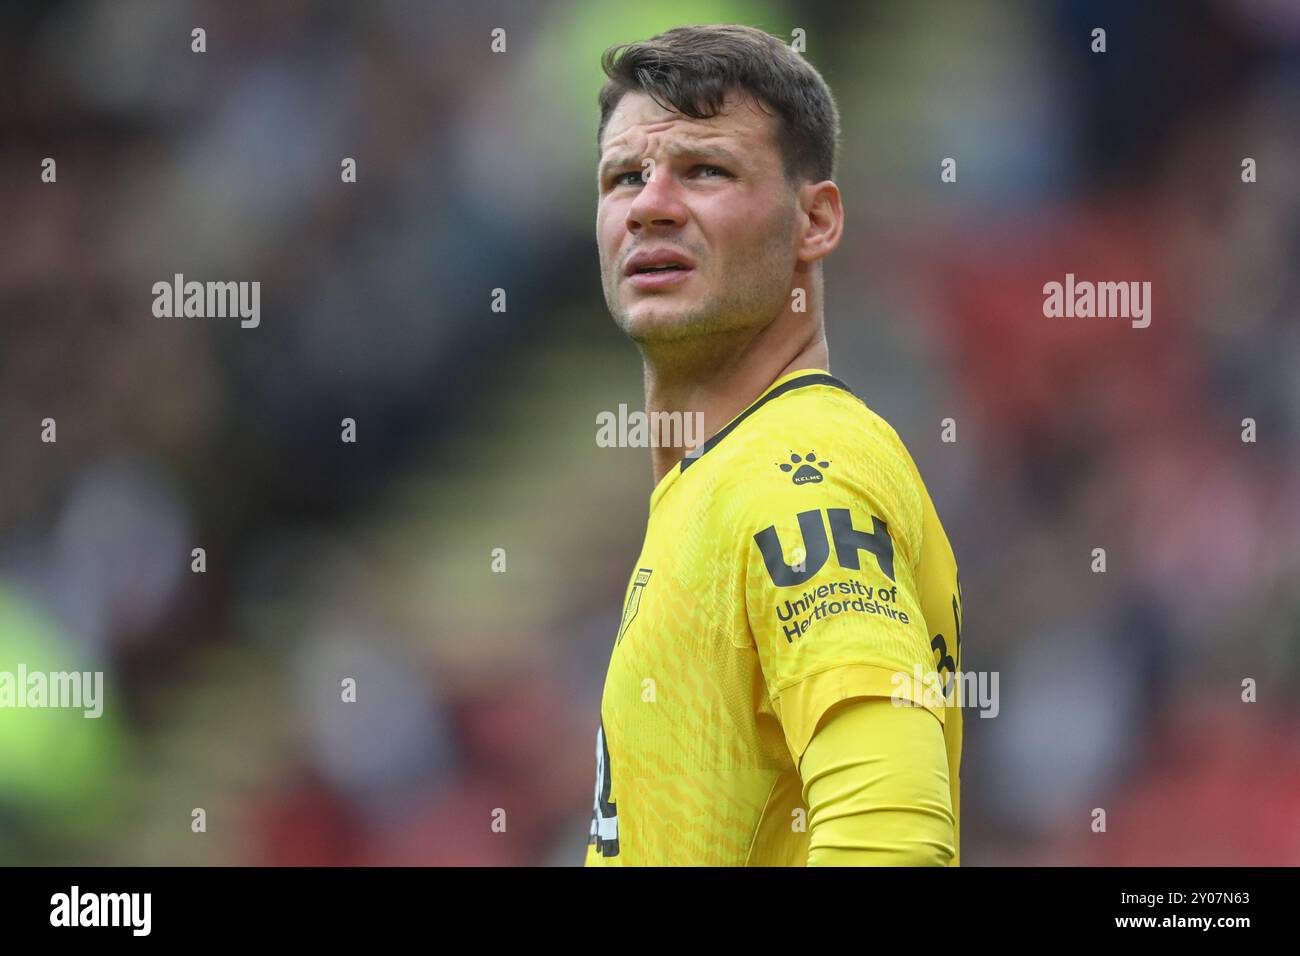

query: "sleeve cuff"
xmin=773 ymin=662 xmax=946 ymax=762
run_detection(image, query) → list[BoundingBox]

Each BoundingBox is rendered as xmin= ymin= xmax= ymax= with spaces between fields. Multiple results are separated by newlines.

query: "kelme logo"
xmin=754 ymin=508 xmax=895 ymax=586
xmin=777 ymin=451 xmax=830 ymax=485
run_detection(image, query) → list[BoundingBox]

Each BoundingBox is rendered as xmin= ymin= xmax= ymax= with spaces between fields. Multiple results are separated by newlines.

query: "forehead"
xmin=600 ymin=88 xmax=778 ymax=161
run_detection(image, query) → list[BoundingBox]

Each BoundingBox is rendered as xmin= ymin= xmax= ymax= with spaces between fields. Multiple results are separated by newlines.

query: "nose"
xmin=626 ymin=167 xmax=686 ymax=232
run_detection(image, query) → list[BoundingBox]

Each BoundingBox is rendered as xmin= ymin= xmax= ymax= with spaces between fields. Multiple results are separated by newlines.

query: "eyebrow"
xmin=598 ymin=143 xmax=746 ymax=183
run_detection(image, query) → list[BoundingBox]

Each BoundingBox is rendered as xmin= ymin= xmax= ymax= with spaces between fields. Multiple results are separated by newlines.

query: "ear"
xmin=796 ymin=180 xmax=844 ymax=265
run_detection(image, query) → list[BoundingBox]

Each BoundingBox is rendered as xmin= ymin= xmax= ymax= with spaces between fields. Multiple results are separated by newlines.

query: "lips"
xmin=626 ymin=267 xmax=693 ymax=290
xmin=624 ymin=249 xmax=696 ymax=277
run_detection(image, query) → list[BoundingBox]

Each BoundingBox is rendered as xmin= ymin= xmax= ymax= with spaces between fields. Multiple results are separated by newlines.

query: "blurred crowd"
xmin=0 ymin=0 xmax=1297 ymax=865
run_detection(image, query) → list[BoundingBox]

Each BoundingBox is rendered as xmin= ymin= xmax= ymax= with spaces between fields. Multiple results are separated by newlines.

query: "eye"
xmin=694 ymin=165 xmax=732 ymax=179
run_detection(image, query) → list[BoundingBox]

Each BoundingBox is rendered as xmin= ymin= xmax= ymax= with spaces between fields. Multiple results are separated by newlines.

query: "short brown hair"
xmin=596 ymin=24 xmax=841 ymax=186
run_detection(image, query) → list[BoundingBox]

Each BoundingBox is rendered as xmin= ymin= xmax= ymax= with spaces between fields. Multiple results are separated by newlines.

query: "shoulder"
xmin=711 ymin=379 xmax=925 ymax=561
xmin=712 ymin=377 xmax=918 ymax=501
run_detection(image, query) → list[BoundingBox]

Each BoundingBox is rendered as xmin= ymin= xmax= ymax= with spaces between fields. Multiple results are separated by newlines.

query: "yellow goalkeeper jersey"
xmin=586 ymin=369 xmax=963 ymax=866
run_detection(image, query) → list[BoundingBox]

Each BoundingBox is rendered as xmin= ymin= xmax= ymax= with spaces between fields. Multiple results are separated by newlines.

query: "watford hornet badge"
xmin=616 ymin=568 xmax=652 ymax=645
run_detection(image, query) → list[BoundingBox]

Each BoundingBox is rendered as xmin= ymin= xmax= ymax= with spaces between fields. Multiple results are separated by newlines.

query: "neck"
xmin=642 ymin=308 xmax=828 ymax=484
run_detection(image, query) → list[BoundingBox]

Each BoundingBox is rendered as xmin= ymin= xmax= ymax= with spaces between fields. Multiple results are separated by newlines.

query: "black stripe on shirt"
xmin=680 ymin=372 xmax=857 ymax=473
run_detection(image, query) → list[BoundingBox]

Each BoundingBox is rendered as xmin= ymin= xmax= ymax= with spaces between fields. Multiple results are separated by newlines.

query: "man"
xmin=586 ymin=24 xmax=963 ymax=866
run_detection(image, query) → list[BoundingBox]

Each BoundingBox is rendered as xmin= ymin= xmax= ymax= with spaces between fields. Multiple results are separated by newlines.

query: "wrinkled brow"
xmin=598 ymin=143 xmax=746 ymax=182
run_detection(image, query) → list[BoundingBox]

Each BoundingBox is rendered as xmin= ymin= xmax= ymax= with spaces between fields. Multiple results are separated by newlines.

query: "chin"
xmin=621 ymin=306 xmax=704 ymax=344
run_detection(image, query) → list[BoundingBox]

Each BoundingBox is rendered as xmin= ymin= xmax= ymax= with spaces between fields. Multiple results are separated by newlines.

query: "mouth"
xmin=626 ymin=264 xmax=691 ymax=290
xmin=625 ymin=263 xmax=694 ymax=290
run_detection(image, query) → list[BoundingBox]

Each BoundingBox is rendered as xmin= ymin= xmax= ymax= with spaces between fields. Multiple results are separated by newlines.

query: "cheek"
xmin=597 ymin=212 xmax=620 ymax=264
xmin=715 ymin=212 xmax=776 ymax=265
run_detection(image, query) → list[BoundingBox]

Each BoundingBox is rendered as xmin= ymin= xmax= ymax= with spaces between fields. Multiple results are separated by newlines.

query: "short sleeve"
xmin=730 ymin=424 xmax=945 ymax=762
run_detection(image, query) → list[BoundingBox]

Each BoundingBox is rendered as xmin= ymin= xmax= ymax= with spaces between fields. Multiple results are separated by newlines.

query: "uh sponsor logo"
xmin=754 ymin=507 xmax=911 ymax=643
xmin=753 ymin=507 xmax=895 ymax=587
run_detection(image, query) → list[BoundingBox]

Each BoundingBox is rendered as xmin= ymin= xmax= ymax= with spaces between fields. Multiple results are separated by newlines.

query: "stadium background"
xmin=1 ymin=0 xmax=1298 ymax=865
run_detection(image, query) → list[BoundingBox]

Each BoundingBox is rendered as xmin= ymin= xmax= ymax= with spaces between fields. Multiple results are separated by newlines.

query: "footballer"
xmin=587 ymin=24 xmax=964 ymax=866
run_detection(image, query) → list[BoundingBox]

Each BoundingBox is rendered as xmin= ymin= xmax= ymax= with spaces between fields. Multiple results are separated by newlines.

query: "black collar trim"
xmin=680 ymin=372 xmax=856 ymax=473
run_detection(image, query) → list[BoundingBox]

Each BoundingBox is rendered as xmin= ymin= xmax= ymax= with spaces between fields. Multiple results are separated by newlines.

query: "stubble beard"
xmin=604 ymin=244 xmax=794 ymax=370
